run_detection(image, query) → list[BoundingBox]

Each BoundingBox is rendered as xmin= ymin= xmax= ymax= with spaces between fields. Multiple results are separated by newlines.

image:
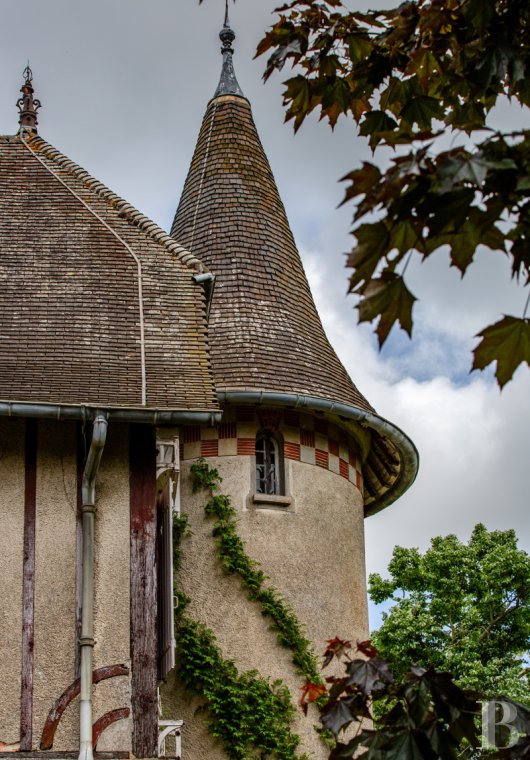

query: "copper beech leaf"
xmin=358 ymin=274 xmax=417 ymax=347
xmin=472 ymin=316 xmax=530 ymax=387
xmin=320 ymin=697 xmax=357 ymax=736
xmin=345 ymin=657 xmax=393 ymax=695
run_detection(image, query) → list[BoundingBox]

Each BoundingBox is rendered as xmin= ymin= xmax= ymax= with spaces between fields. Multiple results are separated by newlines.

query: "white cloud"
xmin=303 ymin=243 xmax=529 ymax=604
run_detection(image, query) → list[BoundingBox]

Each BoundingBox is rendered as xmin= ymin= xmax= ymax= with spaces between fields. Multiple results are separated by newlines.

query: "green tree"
xmin=254 ymin=0 xmax=530 ymax=388
xmin=368 ymin=524 xmax=530 ymax=704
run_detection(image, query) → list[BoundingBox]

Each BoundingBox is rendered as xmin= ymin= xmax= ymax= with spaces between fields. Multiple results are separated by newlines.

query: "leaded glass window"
xmin=255 ymin=432 xmax=279 ymax=494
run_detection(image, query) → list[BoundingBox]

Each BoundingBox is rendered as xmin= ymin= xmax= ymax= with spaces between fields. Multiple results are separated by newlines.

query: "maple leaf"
xmin=356 ymin=639 xmax=378 ymax=658
xmin=323 ymin=636 xmax=352 ymax=667
xmin=401 ymin=94 xmax=443 ymax=128
xmin=299 ymin=681 xmax=327 ymax=715
xmin=320 ymin=697 xmax=358 ymax=737
xmin=472 ymin=316 xmax=530 ymax=388
xmin=345 ymin=657 xmax=393 ymax=695
xmin=347 ymin=222 xmax=390 ymax=291
xmin=340 ymin=162 xmax=381 ymax=203
xmin=357 ymin=273 xmax=417 ymax=347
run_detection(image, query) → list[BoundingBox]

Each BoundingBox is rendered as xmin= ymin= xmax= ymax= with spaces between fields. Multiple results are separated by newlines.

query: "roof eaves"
xmin=0 ymin=400 xmax=222 ymax=425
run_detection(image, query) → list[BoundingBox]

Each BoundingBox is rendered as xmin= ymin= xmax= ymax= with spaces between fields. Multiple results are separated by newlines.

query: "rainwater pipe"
xmin=78 ymin=414 xmax=108 ymax=760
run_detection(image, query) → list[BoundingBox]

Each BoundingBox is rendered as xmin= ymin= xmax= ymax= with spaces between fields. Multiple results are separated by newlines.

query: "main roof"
xmin=0 ymin=130 xmax=218 ymax=415
xmin=170 ymin=30 xmax=418 ymax=513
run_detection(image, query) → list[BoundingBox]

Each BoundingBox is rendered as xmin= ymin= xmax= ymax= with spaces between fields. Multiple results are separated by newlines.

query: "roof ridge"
xmin=19 ymin=132 xmax=208 ymax=274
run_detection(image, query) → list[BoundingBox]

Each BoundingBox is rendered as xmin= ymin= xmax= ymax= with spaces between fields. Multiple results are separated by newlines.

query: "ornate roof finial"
xmin=17 ymin=65 xmax=41 ymax=132
xmin=213 ymin=0 xmax=244 ymax=99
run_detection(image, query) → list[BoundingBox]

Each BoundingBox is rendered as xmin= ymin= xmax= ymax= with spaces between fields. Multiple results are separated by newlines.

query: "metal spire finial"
xmin=17 ymin=65 xmax=41 ymax=132
xmin=213 ymin=0 xmax=244 ymax=99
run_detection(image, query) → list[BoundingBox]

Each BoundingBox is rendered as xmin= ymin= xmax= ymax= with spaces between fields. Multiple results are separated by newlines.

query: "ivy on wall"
xmin=172 ymin=511 xmax=306 ymax=760
xmin=190 ymin=459 xmax=322 ymax=685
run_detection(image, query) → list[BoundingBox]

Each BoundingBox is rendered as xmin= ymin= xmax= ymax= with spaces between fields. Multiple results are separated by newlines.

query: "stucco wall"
xmin=0 ymin=418 xmax=25 ymax=745
xmin=92 ymin=425 xmax=132 ymax=753
xmin=33 ymin=420 xmax=78 ymax=749
xmin=0 ymin=419 xmax=131 ymax=752
xmin=161 ymin=413 xmax=368 ymax=760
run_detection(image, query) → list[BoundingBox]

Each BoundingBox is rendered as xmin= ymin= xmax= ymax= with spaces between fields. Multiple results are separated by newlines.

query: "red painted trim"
xmin=219 ymin=422 xmax=237 ymax=439
xmin=329 ymin=439 xmax=339 ymax=457
xmin=129 ymin=424 xmax=158 ymax=759
xmin=200 ymin=439 xmax=218 ymax=457
xmin=315 ymin=449 xmax=329 ymax=468
xmin=300 ymin=430 xmax=315 ymax=448
xmin=284 ymin=442 xmax=301 ymax=461
xmin=21 ymin=418 xmax=37 ymax=751
xmin=39 ymin=664 xmax=129 ymax=750
xmin=237 ymin=438 xmax=255 ymax=455
xmin=92 ymin=708 xmax=130 ymax=749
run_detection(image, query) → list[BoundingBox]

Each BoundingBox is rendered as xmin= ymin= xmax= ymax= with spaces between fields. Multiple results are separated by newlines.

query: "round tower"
xmin=161 ymin=15 xmax=418 ymax=759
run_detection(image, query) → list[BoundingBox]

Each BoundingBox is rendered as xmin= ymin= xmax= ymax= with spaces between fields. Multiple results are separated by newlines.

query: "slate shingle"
xmin=171 ymin=94 xmax=373 ymax=412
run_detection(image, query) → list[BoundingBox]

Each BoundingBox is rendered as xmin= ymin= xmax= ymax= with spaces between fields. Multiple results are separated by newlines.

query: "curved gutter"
xmin=217 ymin=390 xmax=419 ymax=516
xmin=79 ymin=415 xmax=108 ymax=760
xmin=193 ymin=272 xmax=216 ymax=320
xmin=0 ymin=402 xmax=221 ymax=426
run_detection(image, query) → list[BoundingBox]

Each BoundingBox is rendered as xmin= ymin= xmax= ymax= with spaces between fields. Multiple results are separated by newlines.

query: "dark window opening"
xmin=256 ymin=432 xmax=282 ymax=494
xmin=156 ymin=481 xmax=175 ymax=681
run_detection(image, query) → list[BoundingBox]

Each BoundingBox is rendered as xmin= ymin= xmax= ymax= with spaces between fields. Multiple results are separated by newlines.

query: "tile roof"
xmin=171 ymin=94 xmax=374 ymax=413
xmin=0 ymin=131 xmax=218 ymax=413
xmin=170 ymin=93 xmax=418 ymax=513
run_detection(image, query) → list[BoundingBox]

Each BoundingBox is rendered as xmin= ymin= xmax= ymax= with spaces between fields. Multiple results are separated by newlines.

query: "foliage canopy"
xmin=254 ymin=0 xmax=530 ymax=387
xmin=368 ymin=524 xmax=530 ymax=704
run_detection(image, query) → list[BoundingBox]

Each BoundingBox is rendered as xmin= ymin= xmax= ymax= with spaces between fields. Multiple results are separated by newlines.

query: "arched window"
xmin=255 ymin=432 xmax=281 ymax=494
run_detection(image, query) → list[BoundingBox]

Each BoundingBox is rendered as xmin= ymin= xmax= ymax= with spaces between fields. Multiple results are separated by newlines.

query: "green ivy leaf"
xmin=472 ymin=316 xmax=530 ymax=387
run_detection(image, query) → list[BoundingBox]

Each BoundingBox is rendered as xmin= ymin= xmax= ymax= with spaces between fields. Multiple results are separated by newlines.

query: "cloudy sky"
xmin=1 ymin=0 xmax=528 ymax=629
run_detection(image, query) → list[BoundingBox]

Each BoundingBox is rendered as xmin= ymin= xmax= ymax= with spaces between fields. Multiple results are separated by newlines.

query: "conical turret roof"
xmin=171 ymin=92 xmax=373 ymax=411
xmin=170 ymin=29 xmax=418 ymax=513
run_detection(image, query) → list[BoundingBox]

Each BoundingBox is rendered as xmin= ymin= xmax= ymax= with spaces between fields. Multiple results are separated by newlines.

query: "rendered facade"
xmin=0 ymin=21 xmax=417 ymax=760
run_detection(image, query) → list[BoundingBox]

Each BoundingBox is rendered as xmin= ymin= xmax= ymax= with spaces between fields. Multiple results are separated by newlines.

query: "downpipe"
xmin=78 ymin=415 xmax=108 ymax=760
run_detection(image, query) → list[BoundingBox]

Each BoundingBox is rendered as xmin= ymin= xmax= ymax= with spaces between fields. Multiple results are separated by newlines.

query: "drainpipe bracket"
xmin=78 ymin=637 xmax=95 ymax=648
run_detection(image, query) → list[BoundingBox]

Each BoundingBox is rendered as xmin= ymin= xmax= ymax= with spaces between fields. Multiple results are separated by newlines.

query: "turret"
xmin=162 ymin=13 xmax=418 ymax=760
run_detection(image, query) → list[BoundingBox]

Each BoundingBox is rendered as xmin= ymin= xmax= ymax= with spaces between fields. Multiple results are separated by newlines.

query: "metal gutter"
xmin=78 ymin=415 xmax=108 ymax=760
xmin=0 ymin=402 xmax=221 ymax=426
xmin=217 ymin=390 xmax=419 ymax=516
